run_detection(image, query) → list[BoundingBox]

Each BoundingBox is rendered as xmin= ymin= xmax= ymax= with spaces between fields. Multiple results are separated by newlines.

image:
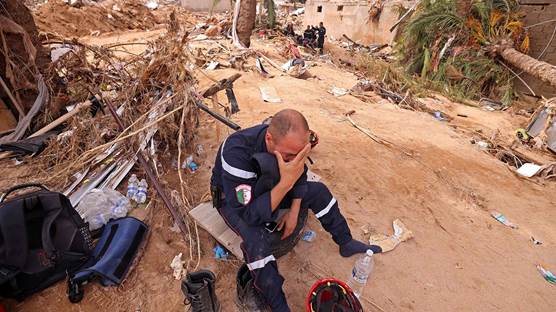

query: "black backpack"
xmin=0 ymin=183 xmax=93 ymax=300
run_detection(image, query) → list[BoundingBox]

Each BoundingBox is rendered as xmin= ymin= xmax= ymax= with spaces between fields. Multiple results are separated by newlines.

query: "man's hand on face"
xmin=274 ymin=143 xmax=311 ymax=190
xmin=277 ymin=208 xmax=299 ymax=240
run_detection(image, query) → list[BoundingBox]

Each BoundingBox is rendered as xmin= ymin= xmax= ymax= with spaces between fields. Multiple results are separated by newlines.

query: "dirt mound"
xmin=1 ymin=0 xmax=50 ymax=113
xmin=33 ymin=0 xmax=162 ymax=38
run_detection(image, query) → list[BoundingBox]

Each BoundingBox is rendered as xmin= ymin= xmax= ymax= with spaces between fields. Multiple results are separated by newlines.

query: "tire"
xmin=269 ymin=208 xmax=309 ymax=258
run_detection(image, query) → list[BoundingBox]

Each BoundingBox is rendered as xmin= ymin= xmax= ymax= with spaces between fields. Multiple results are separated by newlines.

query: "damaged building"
xmin=303 ymin=0 xmax=416 ymax=45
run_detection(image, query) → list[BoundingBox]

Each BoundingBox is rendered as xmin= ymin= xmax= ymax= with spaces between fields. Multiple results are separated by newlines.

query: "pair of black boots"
xmin=182 ymin=264 xmax=269 ymax=312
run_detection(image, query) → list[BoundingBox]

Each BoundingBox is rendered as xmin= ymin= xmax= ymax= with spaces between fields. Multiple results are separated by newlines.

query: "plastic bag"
xmin=77 ymin=189 xmax=130 ymax=230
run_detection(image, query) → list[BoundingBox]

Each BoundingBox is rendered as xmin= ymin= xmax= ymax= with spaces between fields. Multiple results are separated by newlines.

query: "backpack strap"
xmin=0 ymin=201 xmax=28 ymax=268
xmin=0 ymin=183 xmax=48 ymax=202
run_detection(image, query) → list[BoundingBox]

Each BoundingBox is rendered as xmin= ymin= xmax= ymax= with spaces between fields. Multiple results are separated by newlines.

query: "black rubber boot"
xmin=182 ymin=270 xmax=221 ymax=312
xmin=236 ymin=263 xmax=271 ymax=312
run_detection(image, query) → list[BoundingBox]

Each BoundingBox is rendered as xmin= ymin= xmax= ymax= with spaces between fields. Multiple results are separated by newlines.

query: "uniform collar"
xmin=256 ymin=125 xmax=268 ymax=153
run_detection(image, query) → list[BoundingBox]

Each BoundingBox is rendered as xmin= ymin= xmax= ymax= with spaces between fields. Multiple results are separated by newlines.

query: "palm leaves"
xmin=398 ymin=0 xmax=527 ymax=105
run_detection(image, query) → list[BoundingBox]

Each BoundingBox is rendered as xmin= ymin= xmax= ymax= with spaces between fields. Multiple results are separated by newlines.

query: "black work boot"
xmin=236 ymin=263 xmax=271 ymax=312
xmin=182 ymin=270 xmax=221 ymax=312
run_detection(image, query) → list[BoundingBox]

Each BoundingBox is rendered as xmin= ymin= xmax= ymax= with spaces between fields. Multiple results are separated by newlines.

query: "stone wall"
xmin=304 ymin=0 xmax=414 ymax=45
xmin=518 ymin=1 xmax=556 ymax=97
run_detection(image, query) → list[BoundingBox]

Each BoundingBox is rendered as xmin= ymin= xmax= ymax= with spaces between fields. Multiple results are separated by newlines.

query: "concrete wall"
xmin=304 ymin=0 xmax=413 ymax=45
xmin=518 ymin=1 xmax=556 ymax=98
xmin=180 ymin=0 xmax=231 ymax=12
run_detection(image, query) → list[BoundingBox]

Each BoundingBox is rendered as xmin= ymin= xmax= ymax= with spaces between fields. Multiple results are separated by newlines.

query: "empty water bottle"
xmin=127 ymin=174 xmax=139 ymax=199
xmin=135 ymin=179 xmax=148 ymax=204
xmin=347 ymin=249 xmax=374 ymax=298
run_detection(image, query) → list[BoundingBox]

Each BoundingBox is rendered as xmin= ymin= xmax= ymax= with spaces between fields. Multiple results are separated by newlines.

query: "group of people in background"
xmin=283 ymin=22 xmax=326 ymax=55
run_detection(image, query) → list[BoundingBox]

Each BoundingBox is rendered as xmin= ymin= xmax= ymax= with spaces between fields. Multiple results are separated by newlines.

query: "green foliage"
xmin=396 ymin=0 xmax=523 ymax=106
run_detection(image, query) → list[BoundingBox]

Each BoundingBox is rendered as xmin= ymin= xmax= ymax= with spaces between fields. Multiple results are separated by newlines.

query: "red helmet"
xmin=306 ymin=278 xmax=363 ymax=312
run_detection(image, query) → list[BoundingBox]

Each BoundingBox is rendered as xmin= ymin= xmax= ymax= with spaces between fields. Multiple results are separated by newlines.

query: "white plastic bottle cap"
xmin=366 ymin=249 xmax=374 ymax=256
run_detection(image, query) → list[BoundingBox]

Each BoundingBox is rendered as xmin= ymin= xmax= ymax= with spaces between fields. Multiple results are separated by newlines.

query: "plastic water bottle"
xmin=126 ymin=174 xmax=138 ymax=199
xmin=134 ymin=179 xmax=148 ymax=204
xmin=347 ymin=249 xmax=374 ymax=298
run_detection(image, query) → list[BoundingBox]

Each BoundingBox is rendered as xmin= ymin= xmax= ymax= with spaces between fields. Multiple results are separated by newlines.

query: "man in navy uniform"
xmin=211 ymin=109 xmax=381 ymax=311
xmin=317 ymin=22 xmax=326 ymax=54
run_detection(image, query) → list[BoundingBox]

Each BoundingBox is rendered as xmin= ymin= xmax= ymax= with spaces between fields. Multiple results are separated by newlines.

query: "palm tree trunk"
xmin=498 ymin=47 xmax=556 ymax=88
xmin=236 ymin=0 xmax=257 ymax=47
xmin=266 ymin=0 xmax=276 ymax=28
xmin=455 ymin=0 xmax=471 ymax=17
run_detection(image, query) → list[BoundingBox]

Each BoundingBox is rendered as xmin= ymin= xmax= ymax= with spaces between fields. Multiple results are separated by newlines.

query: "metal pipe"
xmin=195 ymin=100 xmax=241 ymax=130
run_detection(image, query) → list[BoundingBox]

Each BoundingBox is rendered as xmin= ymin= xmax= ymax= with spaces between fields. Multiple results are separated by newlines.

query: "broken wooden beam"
xmin=202 ymin=73 xmax=242 ymax=98
xmin=30 ymin=99 xmax=93 ymax=138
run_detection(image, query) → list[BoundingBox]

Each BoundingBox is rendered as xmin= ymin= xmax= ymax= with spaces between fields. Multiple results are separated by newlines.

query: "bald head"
xmin=268 ymin=109 xmax=309 ymax=142
xmin=265 ymin=109 xmax=310 ymax=162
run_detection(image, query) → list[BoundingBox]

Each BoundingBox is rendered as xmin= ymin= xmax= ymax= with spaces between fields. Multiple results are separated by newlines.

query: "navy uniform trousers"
xmin=211 ymin=124 xmax=354 ymax=312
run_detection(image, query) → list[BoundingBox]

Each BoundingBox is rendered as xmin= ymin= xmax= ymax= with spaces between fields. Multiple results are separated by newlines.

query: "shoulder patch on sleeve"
xmin=235 ymin=184 xmax=252 ymax=205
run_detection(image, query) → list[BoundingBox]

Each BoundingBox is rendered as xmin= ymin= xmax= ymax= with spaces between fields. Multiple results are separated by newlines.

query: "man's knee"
xmin=241 ymin=226 xmax=272 ymax=257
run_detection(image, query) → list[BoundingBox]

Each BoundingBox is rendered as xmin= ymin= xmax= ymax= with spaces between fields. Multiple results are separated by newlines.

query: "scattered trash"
xmin=193 ymin=34 xmax=208 ymax=41
xmin=50 ymin=44 xmax=74 ymax=62
xmin=259 ymin=86 xmax=282 ymax=103
xmin=145 ymin=0 xmax=158 ymax=10
xmin=0 ymin=131 xmax=59 ymax=157
xmin=184 ymin=155 xmax=198 ymax=172
xmin=515 ymin=128 xmax=530 ymax=142
xmin=536 ymin=265 xmax=556 ymax=285
xmin=328 ymin=86 xmax=349 ymax=97
xmin=127 ymin=173 xmax=139 ymax=199
xmin=170 ymin=253 xmax=186 ymax=280
xmin=135 ymin=179 xmax=148 ymax=204
xmin=195 ymin=144 xmax=205 ymax=157
xmin=77 ymin=189 xmax=130 ymax=231
xmin=63 ymin=0 xmax=81 ymax=7
xmin=479 ymin=98 xmax=504 ymax=111
xmin=256 ymin=57 xmax=270 ymax=77
xmin=369 ymin=219 xmax=414 ymax=253
xmin=433 ymin=111 xmax=446 ymax=121
xmin=206 ymin=61 xmax=220 ymax=70
xmin=526 ymin=99 xmax=556 ymax=153
xmin=516 ymin=163 xmax=542 ymax=178
xmin=301 ymin=230 xmax=316 ymax=242
xmin=213 ymin=245 xmax=229 ymax=260
xmin=476 ymin=141 xmax=489 ymax=151
xmin=490 ymin=211 xmax=518 ymax=229
xmin=531 ymin=236 xmax=543 ymax=245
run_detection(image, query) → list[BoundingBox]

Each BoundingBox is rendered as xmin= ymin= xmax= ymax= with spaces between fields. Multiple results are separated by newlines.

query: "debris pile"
xmin=33 ymin=0 xmax=164 ymax=38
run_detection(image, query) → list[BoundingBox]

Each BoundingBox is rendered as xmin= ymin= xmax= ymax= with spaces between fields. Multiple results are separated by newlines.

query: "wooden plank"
xmin=189 ymin=202 xmax=243 ymax=259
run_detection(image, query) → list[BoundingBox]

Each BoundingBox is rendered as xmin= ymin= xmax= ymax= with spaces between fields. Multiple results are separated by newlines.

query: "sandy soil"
xmin=3 ymin=17 xmax=556 ymax=312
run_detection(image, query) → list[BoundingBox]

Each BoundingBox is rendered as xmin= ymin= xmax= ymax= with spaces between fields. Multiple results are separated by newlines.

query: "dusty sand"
xmin=3 ymin=17 xmax=556 ymax=312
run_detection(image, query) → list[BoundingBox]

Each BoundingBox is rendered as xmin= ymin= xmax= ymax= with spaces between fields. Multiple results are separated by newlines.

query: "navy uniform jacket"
xmin=211 ymin=124 xmax=308 ymax=226
xmin=318 ymin=27 xmax=326 ymax=42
